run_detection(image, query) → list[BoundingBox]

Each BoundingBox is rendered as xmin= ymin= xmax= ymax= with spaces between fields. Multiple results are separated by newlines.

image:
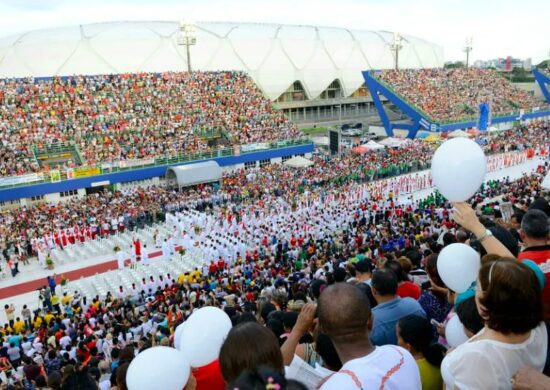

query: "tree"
xmin=444 ymin=61 xmax=465 ymax=69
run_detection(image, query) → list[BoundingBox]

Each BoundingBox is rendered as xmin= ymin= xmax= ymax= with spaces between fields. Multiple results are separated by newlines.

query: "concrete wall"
xmin=514 ymin=82 xmax=544 ymax=99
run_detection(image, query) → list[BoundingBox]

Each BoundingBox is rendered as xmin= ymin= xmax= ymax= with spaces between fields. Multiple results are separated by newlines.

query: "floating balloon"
xmin=127 ymin=346 xmax=190 ymax=390
xmin=445 ymin=315 xmax=470 ymax=348
xmin=174 ymin=322 xmax=186 ymax=351
xmin=431 ymin=138 xmax=486 ymax=201
xmin=542 ymin=171 xmax=550 ymax=190
xmin=437 ymin=243 xmax=480 ymax=293
xmin=180 ymin=306 xmax=232 ymax=367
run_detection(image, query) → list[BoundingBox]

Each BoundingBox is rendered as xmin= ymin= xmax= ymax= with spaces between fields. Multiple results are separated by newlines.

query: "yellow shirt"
xmin=61 ymin=295 xmax=73 ymax=306
xmin=44 ymin=313 xmax=54 ymax=325
xmin=34 ymin=317 xmax=43 ymax=330
xmin=177 ymin=274 xmax=186 ymax=285
xmin=191 ymin=270 xmax=201 ymax=280
xmin=51 ymin=295 xmax=59 ymax=305
xmin=417 ymin=358 xmax=443 ymax=390
xmin=13 ymin=320 xmax=25 ymax=334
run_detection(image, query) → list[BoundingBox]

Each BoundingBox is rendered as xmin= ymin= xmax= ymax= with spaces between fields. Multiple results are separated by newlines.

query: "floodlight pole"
xmin=464 ymin=37 xmax=473 ymax=68
xmin=178 ymin=21 xmax=197 ymax=72
xmin=389 ymin=33 xmax=403 ymax=70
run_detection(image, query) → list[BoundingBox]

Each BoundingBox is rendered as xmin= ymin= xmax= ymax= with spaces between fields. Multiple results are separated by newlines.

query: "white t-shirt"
xmin=441 ymin=322 xmax=548 ymax=390
xmin=320 ymin=345 xmax=421 ymax=390
xmin=60 ymin=335 xmax=72 ymax=349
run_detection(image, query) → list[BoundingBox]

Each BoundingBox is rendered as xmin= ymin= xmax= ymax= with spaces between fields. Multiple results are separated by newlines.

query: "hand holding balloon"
xmin=452 ymin=202 xmax=485 ymax=237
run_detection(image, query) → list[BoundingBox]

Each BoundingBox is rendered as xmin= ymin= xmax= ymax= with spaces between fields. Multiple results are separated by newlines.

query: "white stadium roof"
xmin=0 ymin=21 xmax=443 ymax=100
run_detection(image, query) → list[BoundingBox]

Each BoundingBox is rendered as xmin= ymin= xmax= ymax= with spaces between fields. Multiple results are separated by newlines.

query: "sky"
xmin=0 ymin=0 xmax=548 ymax=63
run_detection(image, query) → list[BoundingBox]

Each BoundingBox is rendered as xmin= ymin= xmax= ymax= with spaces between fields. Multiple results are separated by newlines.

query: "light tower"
xmin=177 ymin=21 xmax=197 ymax=72
xmin=464 ymin=37 xmax=473 ymax=68
xmin=389 ymin=32 xmax=403 ymax=70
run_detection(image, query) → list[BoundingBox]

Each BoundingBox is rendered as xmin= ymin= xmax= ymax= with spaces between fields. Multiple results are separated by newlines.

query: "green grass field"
xmin=300 ymin=126 xmax=328 ymax=135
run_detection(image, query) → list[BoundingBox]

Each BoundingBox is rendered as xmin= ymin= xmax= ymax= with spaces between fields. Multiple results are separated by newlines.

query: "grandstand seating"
xmin=374 ymin=68 xmax=547 ymax=123
xmin=0 ymin=71 xmax=300 ymax=177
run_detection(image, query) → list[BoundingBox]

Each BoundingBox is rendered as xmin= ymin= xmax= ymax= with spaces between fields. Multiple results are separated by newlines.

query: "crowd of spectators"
xmin=0 ymin=149 xmax=548 ymax=389
xmin=1 ymin=121 xmax=549 ymax=275
xmin=376 ymin=68 xmax=547 ymax=123
xmin=0 ymin=71 xmax=300 ymax=176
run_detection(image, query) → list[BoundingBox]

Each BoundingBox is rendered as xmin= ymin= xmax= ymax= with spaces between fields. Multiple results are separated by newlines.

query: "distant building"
xmin=473 ymin=57 xmax=532 ymax=71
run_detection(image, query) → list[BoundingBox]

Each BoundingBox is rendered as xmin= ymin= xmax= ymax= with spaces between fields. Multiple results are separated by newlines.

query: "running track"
xmin=0 ymin=249 xmax=169 ymax=299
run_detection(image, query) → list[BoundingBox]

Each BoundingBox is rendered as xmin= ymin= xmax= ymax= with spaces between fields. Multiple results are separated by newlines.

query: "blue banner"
xmin=478 ymin=102 xmax=490 ymax=131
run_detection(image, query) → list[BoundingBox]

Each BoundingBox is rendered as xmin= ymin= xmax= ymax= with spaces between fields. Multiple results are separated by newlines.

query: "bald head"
xmin=318 ymin=283 xmax=371 ymax=342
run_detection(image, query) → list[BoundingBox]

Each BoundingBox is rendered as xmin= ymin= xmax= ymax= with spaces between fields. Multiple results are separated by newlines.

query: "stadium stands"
xmin=374 ymin=68 xmax=547 ymax=123
xmin=1 ymin=121 xmax=547 ymax=268
xmin=0 ymin=71 xmax=300 ymax=176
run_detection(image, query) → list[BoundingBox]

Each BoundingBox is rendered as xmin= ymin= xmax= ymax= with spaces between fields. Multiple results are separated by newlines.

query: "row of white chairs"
xmin=49 ymin=222 xmax=174 ymax=266
xmin=66 ymin=252 xmax=204 ymax=301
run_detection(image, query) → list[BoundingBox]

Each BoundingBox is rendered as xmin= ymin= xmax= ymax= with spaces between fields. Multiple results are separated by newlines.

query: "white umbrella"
xmin=448 ymin=129 xmax=470 ymax=138
xmin=362 ymin=140 xmax=385 ymax=150
xmin=379 ymin=137 xmax=404 ymax=147
xmin=283 ymin=156 xmax=314 ymax=168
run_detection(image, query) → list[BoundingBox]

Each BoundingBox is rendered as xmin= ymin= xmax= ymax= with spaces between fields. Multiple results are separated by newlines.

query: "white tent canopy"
xmin=166 ymin=161 xmax=221 ymax=189
xmin=448 ymin=129 xmax=470 ymax=138
xmin=283 ymin=156 xmax=314 ymax=168
xmin=362 ymin=140 xmax=385 ymax=150
xmin=311 ymin=136 xmax=329 ymax=146
xmin=378 ymin=137 xmax=405 ymax=147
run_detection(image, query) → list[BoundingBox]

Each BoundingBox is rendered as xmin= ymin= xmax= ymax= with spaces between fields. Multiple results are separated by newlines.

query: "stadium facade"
xmin=0 ymin=21 xmax=444 ymax=124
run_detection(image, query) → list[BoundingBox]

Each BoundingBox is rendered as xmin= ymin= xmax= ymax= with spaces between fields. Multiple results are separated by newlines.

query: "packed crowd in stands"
xmin=0 ymin=152 xmax=548 ymax=389
xmin=0 ymin=71 xmax=300 ymax=176
xmin=376 ymin=68 xmax=548 ymax=123
xmin=1 ymin=122 xmax=548 ymax=270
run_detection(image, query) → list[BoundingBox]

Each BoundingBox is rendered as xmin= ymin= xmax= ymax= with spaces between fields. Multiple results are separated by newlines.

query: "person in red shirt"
xmin=192 ymin=359 xmax=225 ymax=390
xmin=386 ymin=259 xmax=421 ymax=300
xmin=290 ymin=236 xmax=297 ymax=247
xmin=217 ymin=257 xmax=225 ymax=271
xmin=517 ymin=209 xmax=550 ymax=318
xmin=208 ymin=261 xmax=217 ymax=276
xmin=133 ymin=238 xmax=141 ymax=260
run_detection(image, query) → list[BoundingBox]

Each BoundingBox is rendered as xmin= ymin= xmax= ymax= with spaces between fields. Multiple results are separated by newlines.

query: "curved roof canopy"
xmin=0 ymin=21 xmax=444 ymax=100
xmin=166 ymin=161 xmax=221 ymax=189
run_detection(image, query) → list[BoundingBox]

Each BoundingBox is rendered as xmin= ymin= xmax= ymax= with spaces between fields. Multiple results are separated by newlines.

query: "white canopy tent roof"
xmin=311 ymin=136 xmax=330 ymax=146
xmin=378 ymin=137 xmax=405 ymax=147
xmin=362 ymin=140 xmax=385 ymax=150
xmin=166 ymin=161 xmax=221 ymax=189
xmin=448 ymin=129 xmax=471 ymax=138
xmin=283 ymin=156 xmax=314 ymax=168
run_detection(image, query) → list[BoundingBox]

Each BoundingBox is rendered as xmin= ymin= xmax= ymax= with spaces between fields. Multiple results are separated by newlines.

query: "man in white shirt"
xmin=317 ymin=283 xmax=421 ymax=390
xmin=20 ymin=338 xmax=32 ymax=356
xmin=59 ymin=332 xmax=72 ymax=349
xmin=116 ymin=249 xmax=126 ymax=270
xmin=141 ymin=245 xmax=149 ymax=266
xmin=161 ymin=239 xmax=171 ymax=260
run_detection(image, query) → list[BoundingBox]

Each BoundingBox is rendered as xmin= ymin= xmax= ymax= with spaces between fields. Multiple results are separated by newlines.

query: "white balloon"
xmin=127 ymin=346 xmax=190 ymax=390
xmin=180 ymin=306 xmax=232 ymax=367
xmin=437 ymin=243 xmax=480 ymax=293
xmin=174 ymin=322 xmax=186 ymax=351
xmin=431 ymin=138 xmax=486 ymax=201
xmin=445 ymin=315 xmax=470 ymax=348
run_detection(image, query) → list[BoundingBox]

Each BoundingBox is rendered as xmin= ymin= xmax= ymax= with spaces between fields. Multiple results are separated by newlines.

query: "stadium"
xmin=0 ymin=15 xmax=549 ymax=390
